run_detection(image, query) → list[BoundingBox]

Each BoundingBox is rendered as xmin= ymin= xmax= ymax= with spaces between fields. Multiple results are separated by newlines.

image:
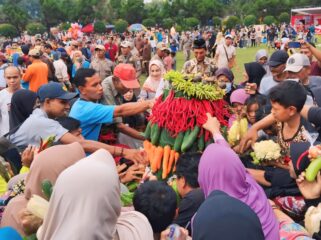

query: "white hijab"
xmin=38 ymin=149 xmax=121 ymax=240
xmin=38 ymin=149 xmax=153 ymax=240
xmin=143 ymin=60 xmax=165 ymax=92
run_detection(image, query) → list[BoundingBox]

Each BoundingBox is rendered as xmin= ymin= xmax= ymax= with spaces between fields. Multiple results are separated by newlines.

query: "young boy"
xmin=247 ymin=81 xmax=314 ymax=192
xmin=133 ymin=181 xmax=177 ymax=239
xmin=173 ymin=153 xmax=204 ymax=235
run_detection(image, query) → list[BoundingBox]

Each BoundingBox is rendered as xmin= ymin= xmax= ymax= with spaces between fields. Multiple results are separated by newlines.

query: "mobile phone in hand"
xmin=288 ymin=42 xmax=301 ymax=48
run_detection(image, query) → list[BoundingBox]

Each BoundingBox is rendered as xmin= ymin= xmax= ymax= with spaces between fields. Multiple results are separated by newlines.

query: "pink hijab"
xmin=198 ymin=143 xmax=279 ymax=240
xmin=1 ymin=143 xmax=86 ymax=236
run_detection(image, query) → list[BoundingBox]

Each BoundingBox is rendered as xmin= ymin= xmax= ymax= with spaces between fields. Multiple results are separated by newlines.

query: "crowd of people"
xmin=0 ymin=24 xmax=320 ymax=240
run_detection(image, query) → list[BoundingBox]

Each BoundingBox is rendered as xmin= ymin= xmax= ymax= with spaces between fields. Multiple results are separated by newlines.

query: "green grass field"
xmin=140 ymin=36 xmax=321 ymax=84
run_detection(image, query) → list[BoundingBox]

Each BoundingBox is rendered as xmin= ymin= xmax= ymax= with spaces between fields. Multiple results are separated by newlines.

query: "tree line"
xmin=0 ymin=0 xmax=319 ymax=37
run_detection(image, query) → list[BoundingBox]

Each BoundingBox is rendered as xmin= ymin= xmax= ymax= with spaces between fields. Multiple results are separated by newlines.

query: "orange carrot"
xmin=150 ymin=145 xmax=157 ymax=172
xmin=173 ymin=152 xmax=180 ymax=172
xmin=162 ymin=145 xmax=171 ymax=179
xmin=167 ymin=150 xmax=176 ymax=175
xmin=143 ymin=140 xmax=152 ymax=162
xmin=155 ymin=146 xmax=164 ymax=171
xmin=143 ymin=140 xmax=151 ymax=152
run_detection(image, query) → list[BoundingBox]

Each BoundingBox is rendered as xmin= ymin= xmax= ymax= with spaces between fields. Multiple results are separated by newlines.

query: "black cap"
xmin=268 ymin=50 xmax=289 ymax=67
xmin=193 ymin=39 xmax=206 ymax=49
xmin=38 ymin=82 xmax=78 ymax=102
xmin=290 ymin=142 xmax=311 ymax=177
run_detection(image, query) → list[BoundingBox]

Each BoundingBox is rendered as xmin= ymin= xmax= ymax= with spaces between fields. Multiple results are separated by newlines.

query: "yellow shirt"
xmin=20 ymin=166 xmax=30 ymax=174
xmin=0 ymin=175 xmax=7 ymax=195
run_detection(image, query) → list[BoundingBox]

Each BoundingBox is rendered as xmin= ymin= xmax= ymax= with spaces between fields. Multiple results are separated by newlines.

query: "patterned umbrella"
xmin=128 ymin=23 xmax=147 ymax=32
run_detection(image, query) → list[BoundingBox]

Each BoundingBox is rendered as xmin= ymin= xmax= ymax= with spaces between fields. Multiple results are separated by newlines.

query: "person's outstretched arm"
xmin=238 ymin=113 xmax=275 ymax=153
xmin=60 ymin=132 xmax=147 ymax=164
xmin=202 ymin=113 xmax=229 ymax=148
xmin=114 ymin=100 xmax=153 ymax=118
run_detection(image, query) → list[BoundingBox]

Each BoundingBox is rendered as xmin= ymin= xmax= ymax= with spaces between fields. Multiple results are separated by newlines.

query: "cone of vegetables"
xmin=143 ymin=71 xmax=230 ymax=180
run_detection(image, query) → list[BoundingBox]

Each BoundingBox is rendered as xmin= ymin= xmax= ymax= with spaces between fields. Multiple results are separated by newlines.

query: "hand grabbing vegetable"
xmin=202 ymin=113 xmax=221 ymax=135
xmin=119 ymin=164 xmax=145 ymax=183
xmin=21 ymin=145 xmax=39 ymax=168
xmin=296 ymin=171 xmax=321 ymax=199
xmin=160 ymin=225 xmax=189 ymax=240
xmin=123 ymin=149 xmax=148 ymax=165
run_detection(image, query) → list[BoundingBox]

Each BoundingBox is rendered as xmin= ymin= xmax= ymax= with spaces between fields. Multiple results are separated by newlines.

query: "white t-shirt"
xmin=0 ymin=64 xmax=8 ymax=88
xmin=215 ymin=44 xmax=236 ymax=69
xmin=259 ymin=76 xmax=279 ymax=96
xmin=0 ymin=89 xmax=12 ymax=136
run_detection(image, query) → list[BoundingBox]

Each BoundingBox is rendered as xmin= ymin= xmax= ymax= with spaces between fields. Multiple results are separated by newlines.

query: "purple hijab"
xmin=198 ymin=143 xmax=279 ymax=240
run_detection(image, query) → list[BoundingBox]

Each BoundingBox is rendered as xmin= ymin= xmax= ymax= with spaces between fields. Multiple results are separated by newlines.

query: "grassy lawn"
xmin=140 ymin=36 xmax=321 ymax=85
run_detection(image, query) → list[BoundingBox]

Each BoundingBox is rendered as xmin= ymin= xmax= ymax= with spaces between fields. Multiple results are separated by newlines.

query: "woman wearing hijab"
xmin=215 ymin=67 xmax=235 ymax=104
xmin=139 ymin=60 xmax=165 ymax=100
xmin=255 ymin=49 xmax=271 ymax=76
xmin=243 ymin=62 xmax=267 ymax=87
xmin=1 ymin=142 xmax=86 ymax=236
xmin=9 ymin=89 xmax=38 ymax=130
xmin=38 ymin=149 xmax=153 ymax=240
xmin=198 ymin=143 xmax=279 ymax=240
xmin=193 ymin=190 xmax=265 ymax=240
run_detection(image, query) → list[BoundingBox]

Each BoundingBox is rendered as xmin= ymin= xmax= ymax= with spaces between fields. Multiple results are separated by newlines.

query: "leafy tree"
xmin=212 ymin=16 xmax=221 ymax=27
xmin=195 ymin=0 xmax=223 ymax=25
xmin=114 ymin=19 xmax=128 ymax=33
xmin=109 ymin=0 xmax=122 ymax=19
xmin=142 ymin=18 xmax=156 ymax=27
xmin=119 ymin=0 xmax=144 ymax=24
xmin=26 ymin=22 xmax=46 ymax=35
xmin=162 ymin=18 xmax=174 ymax=29
xmin=243 ymin=15 xmax=256 ymax=26
xmin=263 ymin=15 xmax=276 ymax=25
xmin=2 ymin=3 xmax=29 ymax=31
xmin=39 ymin=0 xmax=65 ymax=30
xmin=59 ymin=22 xmax=71 ymax=31
xmin=224 ymin=16 xmax=240 ymax=30
xmin=185 ymin=17 xmax=200 ymax=28
xmin=76 ymin=0 xmax=107 ymax=24
xmin=279 ymin=12 xmax=290 ymax=23
xmin=94 ymin=21 xmax=106 ymax=33
xmin=0 ymin=23 xmax=18 ymax=37
xmin=175 ymin=25 xmax=182 ymax=32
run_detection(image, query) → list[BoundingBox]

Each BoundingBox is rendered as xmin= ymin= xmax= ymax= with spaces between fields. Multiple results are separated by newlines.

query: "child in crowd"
xmin=215 ymin=67 xmax=235 ymax=104
xmin=227 ymin=89 xmax=250 ymax=146
xmin=173 ymin=153 xmax=204 ymax=236
xmin=247 ymin=81 xmax=314 ymax=193
xmin=245 ymin=94 xmax=268 ymax=126
xmin=133 ymin=181 xmax=177 ymax=240
xmin=163 ymin=49 xmax=173 ymax=72
xmin=122 ymin=89 xmax=146 ymax=131
xmin=57 ymin=117 xmax=84 ymax=140
xmin=228 ymin=88 xmax=250 ymax=128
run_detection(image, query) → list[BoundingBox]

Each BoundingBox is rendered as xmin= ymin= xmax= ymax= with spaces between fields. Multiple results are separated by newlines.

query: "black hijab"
xmin=192 ymin=190 xmax=264 ymax=240
xmin=9 ymin=89 xmax=37 ymax=130
xmin=244 ymin=62 xmax=266 ymax=86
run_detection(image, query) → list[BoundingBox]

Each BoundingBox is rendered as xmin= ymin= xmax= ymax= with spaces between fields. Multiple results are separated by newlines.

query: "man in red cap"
xmin=101 ymin=63 xmax=145 ymax=143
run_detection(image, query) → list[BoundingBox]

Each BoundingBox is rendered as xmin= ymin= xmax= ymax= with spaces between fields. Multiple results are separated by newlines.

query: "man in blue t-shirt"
xmin=7 ymin=82 xmax=146 ymax=163
xmin=70 ymin=67 xmax=152 ymax=144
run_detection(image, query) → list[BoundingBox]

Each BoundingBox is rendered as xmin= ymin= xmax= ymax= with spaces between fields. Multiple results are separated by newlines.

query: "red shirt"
xmin=104 ymin=43 xmax=118 ymax=62
xmin=310 ymin=61 xmax=321 ymax=77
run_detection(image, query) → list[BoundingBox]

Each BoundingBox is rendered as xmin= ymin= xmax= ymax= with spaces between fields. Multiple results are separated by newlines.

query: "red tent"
xmin=82 ymin=23 xmax=94 ymax=33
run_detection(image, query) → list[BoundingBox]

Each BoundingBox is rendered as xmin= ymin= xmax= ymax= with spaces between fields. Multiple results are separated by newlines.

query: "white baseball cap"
xmin=284 ymin=53 xmax=310 ymax=73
